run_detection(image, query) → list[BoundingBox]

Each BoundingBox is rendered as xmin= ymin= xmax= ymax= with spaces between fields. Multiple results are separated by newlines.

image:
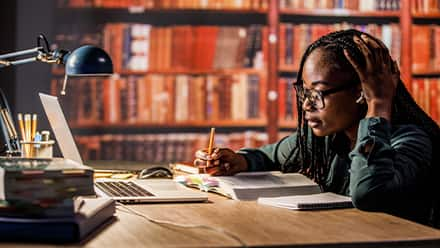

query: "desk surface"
xmin=2 ymin=193 xmax=440 ymax=248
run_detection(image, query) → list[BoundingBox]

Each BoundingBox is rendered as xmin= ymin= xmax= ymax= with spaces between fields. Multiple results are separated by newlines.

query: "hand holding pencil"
xmin=193 ymin=127 xmax=249 ymax=176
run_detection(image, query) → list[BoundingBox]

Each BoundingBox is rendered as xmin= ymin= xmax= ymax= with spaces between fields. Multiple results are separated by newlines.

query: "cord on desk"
xmin=115 ymin=202 xmax=247 ymax=247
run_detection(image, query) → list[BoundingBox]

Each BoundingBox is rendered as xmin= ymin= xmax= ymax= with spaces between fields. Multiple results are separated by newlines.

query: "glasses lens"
xmin=309 ymin=90 xmax=324 ymax=109
xmin=293 ymin=82 xmax=324 ymax=109
xmin=302 ymin=89 xmax=324 ymax=109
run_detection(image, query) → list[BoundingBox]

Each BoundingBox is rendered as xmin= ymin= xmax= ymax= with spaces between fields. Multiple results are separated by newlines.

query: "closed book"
xmin=0 ymin=197 xmax=115 ymax=243
xmin=0 ymin=157 xmax=95 ymax=203
xmin=215 ymin=171 xmax=321 ymax=201
xmin=258 ymin=192 xmax=353 ymax=210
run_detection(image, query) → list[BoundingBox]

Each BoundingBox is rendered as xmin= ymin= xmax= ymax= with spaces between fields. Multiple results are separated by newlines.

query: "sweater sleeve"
xmin=237 ymin=132 xmax=300 ymax=172
xmin=349 ymin=117 xmax=432 ymax=214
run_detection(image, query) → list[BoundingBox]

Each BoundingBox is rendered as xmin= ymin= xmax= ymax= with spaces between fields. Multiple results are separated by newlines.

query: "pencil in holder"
xmin=20 ymin=140 xmax=55 ymax=159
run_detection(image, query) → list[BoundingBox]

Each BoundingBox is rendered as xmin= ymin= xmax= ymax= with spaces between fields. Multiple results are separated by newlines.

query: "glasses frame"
xmin=293 ymin=80 xmax=357 ymax=109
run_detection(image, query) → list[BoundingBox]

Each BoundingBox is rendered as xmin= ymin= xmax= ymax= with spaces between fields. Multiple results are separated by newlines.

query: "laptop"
xmin=39 ymin=93 xmax=208 ymax=203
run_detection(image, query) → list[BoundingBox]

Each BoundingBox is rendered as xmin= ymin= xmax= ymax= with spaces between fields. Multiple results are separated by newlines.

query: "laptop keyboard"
xmin=95 ymin=181 xmax=154 ymax=197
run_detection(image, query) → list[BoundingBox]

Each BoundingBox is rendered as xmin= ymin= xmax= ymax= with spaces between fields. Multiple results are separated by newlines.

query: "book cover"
xmin=0 ymin=197 xmax=115 ymax=243
xmin=258 ymin=192 xmax=353 ymax=210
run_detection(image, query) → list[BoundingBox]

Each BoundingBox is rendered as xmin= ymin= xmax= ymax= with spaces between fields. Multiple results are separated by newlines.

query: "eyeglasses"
xmin=293 ymin=80 xmax=357 ymax=109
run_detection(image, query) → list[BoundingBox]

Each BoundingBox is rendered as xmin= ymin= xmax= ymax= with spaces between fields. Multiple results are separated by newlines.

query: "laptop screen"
xmin=39 ymin=93 xmax=83 ymax=165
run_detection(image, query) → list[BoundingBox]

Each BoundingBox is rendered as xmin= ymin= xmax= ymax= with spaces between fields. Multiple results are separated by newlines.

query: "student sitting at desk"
xmin=194 ymin=29 xmax=440 ymax=227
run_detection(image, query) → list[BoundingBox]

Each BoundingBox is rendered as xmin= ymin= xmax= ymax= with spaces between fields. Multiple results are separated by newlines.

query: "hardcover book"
xmin=0 ymin=197 xmax=115 ymax=243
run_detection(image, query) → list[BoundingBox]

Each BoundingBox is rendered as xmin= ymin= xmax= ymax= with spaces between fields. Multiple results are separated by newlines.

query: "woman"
xmin=194 ymin=29 xmax=440 ymax=227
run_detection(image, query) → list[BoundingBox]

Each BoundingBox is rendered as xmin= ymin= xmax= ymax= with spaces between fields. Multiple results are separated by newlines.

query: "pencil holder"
xmin=20 ymin=140 xmax=55 ymax=159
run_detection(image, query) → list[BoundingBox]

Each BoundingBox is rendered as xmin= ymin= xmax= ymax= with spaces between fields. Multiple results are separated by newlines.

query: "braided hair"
xmin=289 ymin=29 xmax=440 ymax=226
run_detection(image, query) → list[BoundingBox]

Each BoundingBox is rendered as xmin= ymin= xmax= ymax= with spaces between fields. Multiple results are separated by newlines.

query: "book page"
xmin=215 ymin=171 xmax=317 ymax=188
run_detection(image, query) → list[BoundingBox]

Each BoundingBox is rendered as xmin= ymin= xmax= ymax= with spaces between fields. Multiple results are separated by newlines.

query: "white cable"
xmin=115 ymin=202 xmax=247 ymax=247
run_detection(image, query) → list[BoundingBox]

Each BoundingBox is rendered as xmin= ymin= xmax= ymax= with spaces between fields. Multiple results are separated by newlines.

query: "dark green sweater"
xmin=238 ymin=117 xmax=434 ymax=225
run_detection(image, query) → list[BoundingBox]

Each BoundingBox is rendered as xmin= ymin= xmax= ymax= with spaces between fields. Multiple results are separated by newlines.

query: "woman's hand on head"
xmin=344 ymin=34 xmax=400 ymax=120
xmin=193 ymin=147 xmax=248 ymax=176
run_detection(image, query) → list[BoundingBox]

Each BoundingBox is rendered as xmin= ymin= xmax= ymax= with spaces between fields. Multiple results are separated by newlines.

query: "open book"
xmin=215 ymin=172 xmax=321 ymax=200
xmin=177 ymin=171 xmax=319 ymax=201
xmin=258 ymin=192 xmax=353 ymax=210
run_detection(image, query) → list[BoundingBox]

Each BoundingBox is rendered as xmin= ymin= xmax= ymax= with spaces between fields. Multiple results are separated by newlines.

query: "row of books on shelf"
xmin=279 ymin=23 xmax=401 ymax=71
xmin=52 ymin=73 xmax=271 ymax=125
xmin=413 ymin=0 xmax=440 ymax=13
xmin=280 ymin=0 xmax=400 ymax=11
xmin=52 ymin=75 xmax=299 ymax=125
xmin=412 ymin=25 xmax=440 ymax=72
xmin=57 ymin=0 xmax=268 ymax=9
xmin=101 ymin=24 xmax=265 ymax=72
xmin=75 ymin=131 xmax=270 ymax=162
xmin=412 ymin=78 xmax=440 ymax=124
xmin=57 ymin=22 xmax=401 ymax=75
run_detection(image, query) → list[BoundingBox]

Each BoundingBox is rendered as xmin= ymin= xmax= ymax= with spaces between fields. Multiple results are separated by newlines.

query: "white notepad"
xmin=257 ymin=192 xmax=353 ymax=210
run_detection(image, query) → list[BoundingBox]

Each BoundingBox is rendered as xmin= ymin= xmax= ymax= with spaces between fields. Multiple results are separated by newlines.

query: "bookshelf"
xmin=52 ymin=0 xmax=273 ymax=162
xmin=48 ymin=0 xmax=439 ymax=162
xmin=408 ymin=0 xmax=440 ymax=124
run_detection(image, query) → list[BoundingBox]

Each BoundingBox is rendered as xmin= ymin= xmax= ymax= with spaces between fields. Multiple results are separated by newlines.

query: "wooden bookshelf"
xmin=62 ymin=6 xmax=269 ymax=14
xmin=413 ymin=12 xmax=440 ymax=18
xmin=53 ymin=68 xmax=266 ymax=76
xmin=70 ymin=119 xmax=267 ymax=129
xmin=280 ymin=9 xmax=400 ymax=18
xmin=50 ymin=0 xmax=439 ymax=163
xmin=413 ymin=70 xmax=440 ymax=77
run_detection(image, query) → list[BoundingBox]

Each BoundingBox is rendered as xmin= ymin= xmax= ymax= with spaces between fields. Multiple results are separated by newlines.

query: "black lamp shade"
xmin=65 ymin=45 xmax=113 ymax=76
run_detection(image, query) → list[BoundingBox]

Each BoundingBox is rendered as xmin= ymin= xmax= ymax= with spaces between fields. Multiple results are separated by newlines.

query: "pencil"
xmin=17 ymin=113 xmax=26 ymax=142
xmin=31 ymin=114 xmax=37 ymax=141
xmin=208 ymin=127 xmax=215 ymax=155
xmin=206 ymin=127 xmax=215 ymax=172
xmin=24 ymin=114 xmax=31 ymax=142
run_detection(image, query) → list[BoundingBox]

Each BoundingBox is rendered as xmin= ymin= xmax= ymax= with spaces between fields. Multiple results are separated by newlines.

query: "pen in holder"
xmin=20 ymin=140 xmax=55 ymax=159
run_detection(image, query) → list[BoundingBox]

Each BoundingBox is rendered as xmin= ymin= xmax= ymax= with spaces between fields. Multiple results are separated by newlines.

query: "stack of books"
xmin=0 ymin=157 xmax=115 ymax=243
xmin=0 ymin=157 xmax=94 ymax=218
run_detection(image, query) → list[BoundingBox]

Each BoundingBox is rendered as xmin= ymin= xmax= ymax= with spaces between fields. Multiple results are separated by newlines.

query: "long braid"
xmin=289 ymin=29 xmax=440 ymax=226
xmin=290 ymin=29 xmax=439 ymax=187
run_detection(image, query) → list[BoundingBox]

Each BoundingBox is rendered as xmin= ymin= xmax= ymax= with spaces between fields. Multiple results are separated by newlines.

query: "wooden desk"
xmin=2 ymin=194 xmax=440 ymax=247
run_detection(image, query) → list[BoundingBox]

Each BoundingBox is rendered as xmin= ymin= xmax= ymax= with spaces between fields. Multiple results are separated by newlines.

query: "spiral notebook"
xmin=257 ymin=192 xmax=353 ymax=210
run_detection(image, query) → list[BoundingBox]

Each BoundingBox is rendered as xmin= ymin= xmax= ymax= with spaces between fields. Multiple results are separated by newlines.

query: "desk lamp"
xmin=0 ymin=34 xmax=113 ymax=156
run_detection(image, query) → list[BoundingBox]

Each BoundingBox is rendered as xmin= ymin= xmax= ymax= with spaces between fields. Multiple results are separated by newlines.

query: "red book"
xmin=412 ymin=25 xmax=431 ymax=72
xmin=279 ymin=24 xmax=286 ymax=68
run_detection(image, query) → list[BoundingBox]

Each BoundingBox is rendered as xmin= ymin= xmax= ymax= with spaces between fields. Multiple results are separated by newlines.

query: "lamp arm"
xmin=0 ymin=88 xmax=20 ymax=156
xmin=0 ymin=46 xmax=60 ymax=69
xmin=0 ymin=47 xmax=42 ymax=60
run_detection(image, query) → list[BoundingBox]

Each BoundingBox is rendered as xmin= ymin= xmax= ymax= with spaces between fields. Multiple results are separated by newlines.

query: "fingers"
xmin=208 ymin=162 xmax=232 ymax=176
xmin=353 ymin=35 xmax=374 ymax=70
xmin=193 ymin=157 xmax=220 ymax=168
xmin=195 ymin=147 xmax=220 ymax=160
xmin=344 ymin=48 xmax=361 ymax=75
xmin=356 ymin=34 xmax=393 ymax=68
